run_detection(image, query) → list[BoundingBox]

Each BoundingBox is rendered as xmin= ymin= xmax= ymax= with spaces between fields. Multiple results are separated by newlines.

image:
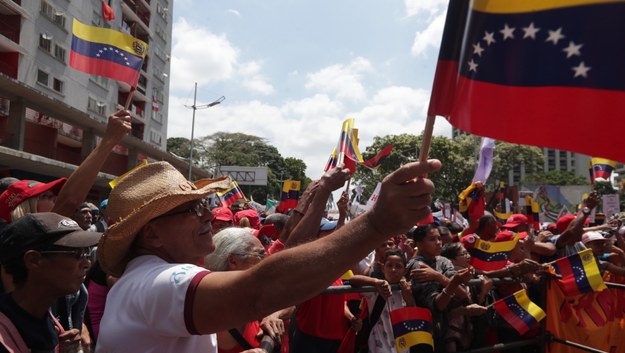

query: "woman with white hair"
xmin=205 ymin=228 xmax=286 ymax=353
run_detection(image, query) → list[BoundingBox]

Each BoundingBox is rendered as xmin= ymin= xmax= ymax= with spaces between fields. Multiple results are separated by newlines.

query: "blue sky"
xmin=167 ymin=0 xmax=453 ymax=179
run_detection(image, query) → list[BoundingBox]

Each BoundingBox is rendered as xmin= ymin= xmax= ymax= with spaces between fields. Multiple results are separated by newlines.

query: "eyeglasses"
xmin=233 ymin=249 xmax=266 ymax=260
xmin=153 ymin=200 xmax=211 ymax=221
xmin=40 ymin=247 xmax=95 ymax=260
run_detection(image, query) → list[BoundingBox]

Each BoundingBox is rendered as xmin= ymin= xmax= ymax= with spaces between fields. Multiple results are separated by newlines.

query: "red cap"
xmin=235 ymin=209 xmax=261 ymax=229
xmin=495 ymin=230 xmax=527 ymax=242
xmin=0 ymin=179 xmax=67 ymax=222
xmin=254 ymin=224 xmax=278 ymax=239
xmin=500 ymin=214 xmax=528 ymax=229
xmin=211 ymin=207 xmax=233 ymax=222
xmin=556 ymin=215 xmax=575 ymax=233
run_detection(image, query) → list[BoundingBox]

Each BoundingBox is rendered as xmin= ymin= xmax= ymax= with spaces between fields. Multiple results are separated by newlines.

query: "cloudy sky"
xmin=166 ymin=0 xmax=453 ymax=179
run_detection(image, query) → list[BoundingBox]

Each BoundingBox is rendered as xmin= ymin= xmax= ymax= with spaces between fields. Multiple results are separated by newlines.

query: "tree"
xmin=166 ymin=137 xmax=191 ymax=159
xmin=489 ymin=142 xmax=545 ymax=187
xmin=352 ymin=134 xmax=478 ymax=204
xmin=521 ymin=170 xmax=588 ymax=185
xmin=185 ymin=132 xmax=310 ymax=203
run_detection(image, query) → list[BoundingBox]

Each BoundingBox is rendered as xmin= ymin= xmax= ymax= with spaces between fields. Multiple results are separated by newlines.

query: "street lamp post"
xmin=186 ymin=82 xmax=225 ymax=180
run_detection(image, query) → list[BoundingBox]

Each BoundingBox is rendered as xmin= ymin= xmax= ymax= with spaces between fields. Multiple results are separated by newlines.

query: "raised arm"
xmin=53 ymin=110 xmax=131 ymax=216
xmin=556 ymin=191 xmax=599 ymax=248
xmin=193 ymin=159 xmax=441 ymax=333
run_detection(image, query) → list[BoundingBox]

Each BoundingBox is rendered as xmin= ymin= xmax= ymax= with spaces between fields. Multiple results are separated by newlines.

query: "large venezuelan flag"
xmin=493 ymin=289 xmax=546 ymax=335
xmin=552 ymin=248 xmax=607 ymax=296
xmin=430 ymin=0 xmax=625 ymax=163
xmin=70 ymin=19 xmax=147 ymax=88
xmin=390 ymin=306 xmax=434 ymax=352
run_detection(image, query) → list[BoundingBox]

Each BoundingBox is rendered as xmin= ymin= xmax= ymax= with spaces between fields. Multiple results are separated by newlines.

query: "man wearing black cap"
xmin=0 ymin=213 xmax=101 ymax=352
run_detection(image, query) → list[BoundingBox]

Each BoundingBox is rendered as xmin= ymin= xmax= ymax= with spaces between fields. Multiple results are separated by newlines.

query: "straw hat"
xmin=98 ymin=161 xmax=231 ymax=276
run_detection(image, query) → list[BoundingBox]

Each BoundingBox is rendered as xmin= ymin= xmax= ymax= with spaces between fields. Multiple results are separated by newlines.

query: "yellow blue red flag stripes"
xmin=70 ymin=19 xmax=147 ymax=88
xmin=217 ymin=181 xmax=244 ymax=207
xmin=430 ymin=0 xmax=625 ymax=164
xmin=493 ymin=289 xmax=546 ymax=335
xmin=464 ymin=233 xmax=519 ymax=271
xmin=390 ymin=306 xmax=434 ymax=351
xmin=552 ymin=248 xmax=607 ymax=296
xmin=323 ymin=147 xmax=338 ymax=172
xmin=591 ymin=157 xmax=617 ymax=180
xmin=276 ymin=180 xmax=300 ymax=213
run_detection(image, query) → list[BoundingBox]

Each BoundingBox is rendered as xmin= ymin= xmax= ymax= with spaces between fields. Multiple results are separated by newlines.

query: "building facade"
xmin=0 ymin=0 xmax=204 ymax=197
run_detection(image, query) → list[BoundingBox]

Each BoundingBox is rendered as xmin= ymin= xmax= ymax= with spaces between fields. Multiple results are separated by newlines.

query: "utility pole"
xmin=185 ymin=82 xmax=225 ymax=180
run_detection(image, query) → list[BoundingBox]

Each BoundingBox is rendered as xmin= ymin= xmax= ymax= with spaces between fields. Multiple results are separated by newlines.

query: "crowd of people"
xmin=0 ymin=110 xmax=623 ymax=353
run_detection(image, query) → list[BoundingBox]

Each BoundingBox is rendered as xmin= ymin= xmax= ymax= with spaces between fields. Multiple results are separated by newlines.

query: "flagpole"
xmin=124 ymin=88 xmax=135 ymax=110
xmin=418 ymin=115 xmax=436 ymax=162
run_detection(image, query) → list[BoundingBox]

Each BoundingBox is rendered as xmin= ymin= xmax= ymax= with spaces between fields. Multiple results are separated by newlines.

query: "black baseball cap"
xmin=0 ymin=213 xmax=101 ymax=263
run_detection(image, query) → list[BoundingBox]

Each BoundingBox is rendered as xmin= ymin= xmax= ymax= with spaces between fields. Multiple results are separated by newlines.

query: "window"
xmin=150 ymin=129 xmax=163 ymax=145
xmin=54 ymin=45 xmax=66 ymax=63
xmin=37 ymin=70 xmax=49 ymax=86
xmin=87 ymin=97 xmax=106 ymax=115
xmin=151 ymin=111 xmax=163 ymax=124
xmin=156 ymin=3 xmax=168 ymax=21
xmin=90 ymin=74 xmax=109 ymax=88
xmin=39 ymin=34 xmax=52 ymax=53
xmin=53 ymin=78 xmax=64 ymax=93
xmin=41 ymin=1 xmax=67 ymax=29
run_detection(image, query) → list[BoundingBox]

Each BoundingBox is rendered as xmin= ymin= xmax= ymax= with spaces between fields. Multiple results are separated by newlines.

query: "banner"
xmin=546 ymin=281 xmax=625 ymax=353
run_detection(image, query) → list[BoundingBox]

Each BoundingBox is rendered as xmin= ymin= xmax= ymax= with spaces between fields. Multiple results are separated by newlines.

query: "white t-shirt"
xmin=362 ymin=291 xmax=410 ymax=353
xmin=95 ymin=255 xmax=216 ymax=353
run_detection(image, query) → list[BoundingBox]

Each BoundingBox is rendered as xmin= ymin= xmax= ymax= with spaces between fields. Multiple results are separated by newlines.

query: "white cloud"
xmin=170 ymin=18 xmax=239 ymax=91
xmin=305 ymin=57 xmax=372 ymax=101
xmin=238 ymin=61 xmax=275 ymax=95
xmin=226 ymin=9 xmax=241 ymax=17
xmin=403 ymin=0 xmax=447 ymax=18
xmin=411 ymin=12 xmax=446 ymax=57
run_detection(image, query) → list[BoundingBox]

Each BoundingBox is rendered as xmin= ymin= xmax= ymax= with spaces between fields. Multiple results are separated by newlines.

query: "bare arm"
xmin=192 ymin=160 xmax=441 ymax=333
xmin=336 ymin=192 xmax=348 ymax=230
xmin=53 ymin=110 xmax=131 ymax=216
xmin=285 ymin=167 xmax=350 ymax=248
xmin=556 ymin=192 xmax=599 ymax=248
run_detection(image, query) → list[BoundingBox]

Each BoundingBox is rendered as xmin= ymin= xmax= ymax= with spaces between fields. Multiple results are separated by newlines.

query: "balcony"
xmin=121 ymin=0 xmax=151 ymax=32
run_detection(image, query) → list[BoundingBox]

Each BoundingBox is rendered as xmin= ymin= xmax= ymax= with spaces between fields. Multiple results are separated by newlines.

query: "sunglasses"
xmin=40 ymin=247 xmax=95 ymax=260
xmin=153 ymin=200 xmax=211 ymax=221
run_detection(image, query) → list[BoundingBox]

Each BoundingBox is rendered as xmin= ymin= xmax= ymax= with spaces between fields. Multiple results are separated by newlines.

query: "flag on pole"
xmin=493 ymin=289 xmax=546 ymax=335
xmin=70 ymin=18 xmax=147 ymax=88
xmin=472 ymin=137 xmax=495 ymax=184
xmin=389 ymin=306 xmax=434 ymax=352
xmin=429 ymin=0 xmax=625 ymax=163
xmin=323 ymin=147 xmax=338 ymax=172
xmin=101 ymin=0 xmax=115 ymax=22
xmin=551 ymin=248 xmax=607 ymax=296
xmin=591 ymin=157 xmax=617 ymax=181
xmin=277 ymin=180 xmax=301 ymax=213
xmin=217 ymin=181 xmax=245 ymax=207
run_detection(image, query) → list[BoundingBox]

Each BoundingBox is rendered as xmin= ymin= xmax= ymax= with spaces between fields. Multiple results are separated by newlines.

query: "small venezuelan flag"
xmin=390 ymin=306 xmax=434 ymax=352
xmin=493 ymin=289 xmax=546 ymax=335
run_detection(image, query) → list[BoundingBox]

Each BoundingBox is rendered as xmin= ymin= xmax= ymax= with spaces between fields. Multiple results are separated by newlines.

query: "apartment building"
xmin=0 ymin=0 xmax=204 ymax=197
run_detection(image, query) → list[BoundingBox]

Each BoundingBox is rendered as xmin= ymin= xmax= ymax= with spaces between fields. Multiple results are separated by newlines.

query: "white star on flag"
xmin=473 ymin=42 xmax=484 ymax=56
xmin=546 ymin=28 xmax=565 ymax=45
xmin=572 ymin=62 xmax=591 ymax=78
xmin=562 ymin=41 xmax=583 ymax=58
xmin=500 ymin=24 xmax=515 ymax=40
xmin=522 ymin=23 xmax=540 ymax=39
xmin=468 ymin=60 xmax=478 ymax=72
xmin=483 ymin=31 xmax=496 ymax=46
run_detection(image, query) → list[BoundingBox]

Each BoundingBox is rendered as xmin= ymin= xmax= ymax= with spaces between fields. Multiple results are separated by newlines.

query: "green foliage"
xmin=521 ymin=170 xmax=588 ymax=185
xmin=166 ymin=137 xmax=191 ymax=159
xmin=353 ymin=134 xmax=479 ymax=203
xmin=168 ymin=132 xmax=310 ymax=203
xmin=489 ymin=142 xmax=544 ymax=187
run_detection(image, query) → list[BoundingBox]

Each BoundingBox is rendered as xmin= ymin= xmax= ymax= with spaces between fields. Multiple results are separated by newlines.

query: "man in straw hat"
xmin=95 ymin=160 xmax=441 ymax=353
